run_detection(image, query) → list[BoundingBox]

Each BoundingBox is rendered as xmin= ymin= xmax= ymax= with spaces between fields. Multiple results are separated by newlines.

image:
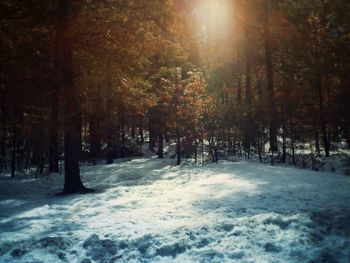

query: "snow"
xmin=1 ymin=157 xmax=350 ymax=262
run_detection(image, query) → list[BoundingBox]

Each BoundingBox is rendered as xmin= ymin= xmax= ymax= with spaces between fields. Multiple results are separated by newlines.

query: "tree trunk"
xmin=37 ymin=114 xmax=45 ymax=174
xmin=263 ymin=0 xmax=278 ymax=156
xmin=58 ymin=0 xmax=90 ymax=194
xmin=148 ymin=118 xmax=156 ymax=151
xmin=120 ymin=107 xmax=125 ymax=147
xmin=49 ymin=20 xmax=62 ymax=173
xmin=282 ymin=104 xmax=286 ymax=163
xmin=24 ymin=145 xmax=30 ymax=171
xmin=158 ymin=134 xmax=163 ymax=158
xmin=105 ymin=61 xmax=115 ymax=164
xmin=139 ymin=127 xmax=144 ymax=143
xmin=235 ymin=51 xmax=242 ymax=105
xmin=11 ymin=113 xmax=16 ymax=178
xmin=245 ymin=29 xmax=252 ymax=107
xmin=314 ymin=127 xmax=320 ymax=154
xmin=89 ymin=114 xmax=101 ymax=165
xmin=176 ymin=128 xmax=181 ymax=165
xmin=201 ymin=139 xmax=204 ymax=166
xmin=0 ymin=92 xmax=6 ymax=171
xmin=15 ymin=110 xmax=24 ymax=173
xmin=257 ymin=139 xmax=262 ymax=163
xmin=194 ymin=140 xmax=198 ymax=164
xmin=232 ymin=140 xmax=236 ymax=156
xmin=49 ymin=82 xmax=59 ymax=173
xmin=131 ymin=125 xmax=135 ymax=140
xmin=289 ymin=117 xmax=296 ymax=166
xmin=346 ymin=127 xmax=350 ymax=150
xmin=39 ymin=145 xmax=44 ymax=174
xmin=243 ymin=27 xmax=252 ymax=155
xmin=316 ymin=76 xmax=330 ymax=157
xmin=214 ymin=141 xmax=218 ymax=163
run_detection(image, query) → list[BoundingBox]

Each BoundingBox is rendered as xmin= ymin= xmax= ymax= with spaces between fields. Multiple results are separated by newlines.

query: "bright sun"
xmin=193 ymin=0 xmax=233 ymax=35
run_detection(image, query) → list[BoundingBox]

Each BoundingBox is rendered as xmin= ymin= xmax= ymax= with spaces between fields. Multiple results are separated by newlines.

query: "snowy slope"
xmin=0 ymin=158 xmax=350 ymax=262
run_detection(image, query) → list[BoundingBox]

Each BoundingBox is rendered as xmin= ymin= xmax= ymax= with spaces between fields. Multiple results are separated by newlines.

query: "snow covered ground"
xmin=1 ymin=157 xmax=350 ymax=262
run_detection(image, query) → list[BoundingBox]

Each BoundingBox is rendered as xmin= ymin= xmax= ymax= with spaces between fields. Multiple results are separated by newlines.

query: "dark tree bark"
xmin=15 ymin=109 xmax=24 ymax=173
xmin=201 ymin=139 xmax=204 ymax=166
xmin=158 ymin=134 xmax=163 ymax=158
xmin=131 ymin=125 xmax=135 ymax=140
xmin=314 ymin=127 xmax=320 ymax=154
xmin=281 ymin=89 xmax=288 ymax=163
xmin=289 ymin=117 xmax=296 ymax=166
xmin=316 ymin=76 xmax=330 ymax=157
xmin=24 ymin=146 xmax=30 ymax=172
xmin=237 ymin=78 xmax=242 ymax=106
xmin=245 ymin=29 xmax=252 ymax=107
xmin=119 ymin=106 xmax=126 ymax=147
xmin=263 ymin=0 xmax=278 ymax=156
xmin=49 ymin=18 xmax=62 ymax=173
xmin=194 ymin=139 xmax=198 ymax=163
xmin=235 ymin=51 xmax=242 ymax=106
xmin=89 ymin=113 xmax=101 ymax=165
xmin=243 ymin=27 xmax=252 ymax=155
xmin=148 ymin=117 xmax=156 ymax=151
xmin=11 ymin=110 xmax=16 ymax=178
xmin=213 ymin=142 xmax=218 ymax=163
xmin=58 ymin=0 xmax=91 ymax=194
xmin=176 ymin=128 xmax=181 ymax=165
xmin=282 ymin=106 xmax=287 ymax=164
xmin=257 ymin=139 xmax=262 ymax=163
xmin=139 ymin=127 xmax=144 ymax=143
xmin=105 ymin=61 xmax=115 ymax=164
xmin=49 ymin=83 xmax=59 ymax=173
xmin=345 ymin=127 xmax=350 ymax=150
xmin=0 ymin=91 xmax=6 ymax=171
xmin=37 ymin=114 xmax=45 ymax=174
xmin=232 ymin=140 xmax=236 ymax=156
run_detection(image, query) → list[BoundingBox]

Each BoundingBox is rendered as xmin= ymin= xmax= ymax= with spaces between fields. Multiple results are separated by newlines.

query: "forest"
xmin=0 ymin=0 xmax=350 ymax=262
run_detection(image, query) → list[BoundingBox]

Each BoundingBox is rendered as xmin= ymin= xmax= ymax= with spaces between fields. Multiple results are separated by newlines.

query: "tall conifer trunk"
xmin=317 ymin=76 xmax=330 ymax=157
xmin=11 ymin=107 xmax=16 ymax=178
xmin=263 ymin=0 xmax=278 ymax=157
xmin=58 ymin=0 xmax=90 ymax=194
xmin=49 ymin=83 xmax=59 ymax=173
xmin=89 ymin=113 xmax=101 ymax=165
xmin=49 ymin=18 xmax=62 ymax=173
xmin=158 ymin=134 xmax=164 ymax=158
xmin=105 ymin=61 xmax=115 ymax=164
xmin=243 ymin=27 xmax=252 ymax=156
xmin=235 ymin=51 xmax=242 ymax=106
xmin=0 ymin=91 xmax=7 ymax=171
xmin=176 ymin=128 xmax=181 ymax=165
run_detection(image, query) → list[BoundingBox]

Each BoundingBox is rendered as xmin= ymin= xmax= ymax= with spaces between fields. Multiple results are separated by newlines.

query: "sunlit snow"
xmin=1 ymin=158 xmax=350 ymax=262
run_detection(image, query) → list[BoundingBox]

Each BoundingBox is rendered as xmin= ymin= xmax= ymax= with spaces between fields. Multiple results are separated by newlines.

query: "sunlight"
xmin=193 ymin=0 xmax=233 ymax=36
xmin=191 ymin=0 xmax=235 ymax=66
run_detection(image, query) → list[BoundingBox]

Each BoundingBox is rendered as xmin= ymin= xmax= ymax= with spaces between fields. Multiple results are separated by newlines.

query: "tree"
xmin=57 ymin=0 xmax=91 ymax=194
xmin=263 ymin=0 xmax=278 ymax=159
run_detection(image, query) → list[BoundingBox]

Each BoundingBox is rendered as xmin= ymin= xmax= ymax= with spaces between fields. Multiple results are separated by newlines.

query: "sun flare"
xmin=193 ymin=0 xmax=233 ymax=35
